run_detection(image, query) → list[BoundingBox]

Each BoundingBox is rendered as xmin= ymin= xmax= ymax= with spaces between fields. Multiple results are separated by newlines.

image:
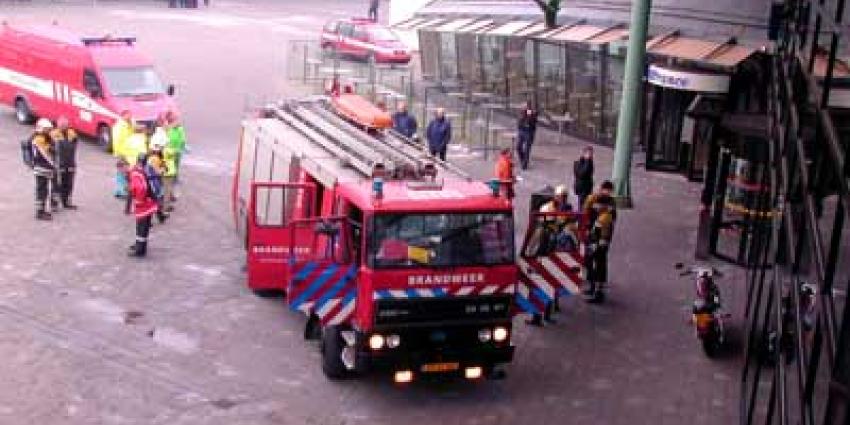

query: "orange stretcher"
xmin=331 ymin=94 xmax=392 ymax=130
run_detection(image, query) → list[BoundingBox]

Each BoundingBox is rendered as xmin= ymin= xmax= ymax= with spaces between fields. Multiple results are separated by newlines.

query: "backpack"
xmin=20 ymin=136 xmax=34 ymax=168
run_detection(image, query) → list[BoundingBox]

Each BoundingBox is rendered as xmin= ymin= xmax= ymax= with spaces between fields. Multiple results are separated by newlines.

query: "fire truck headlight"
xmin=477 ymin=328 xmax=492 ymax=342
xmin=386 ymin=334 xmax=401 ymax=348
xmin=493 ymin=326 xmax=509 ymax=342
xmin=369 ymin=334 xmax=385 ymax=350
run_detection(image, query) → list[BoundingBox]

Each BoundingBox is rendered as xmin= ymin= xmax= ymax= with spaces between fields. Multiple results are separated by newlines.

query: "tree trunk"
xmin=544 ymin=9 xmax=558 ymax=28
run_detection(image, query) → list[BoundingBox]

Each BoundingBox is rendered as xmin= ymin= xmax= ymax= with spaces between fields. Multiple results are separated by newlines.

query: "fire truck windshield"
xmin=369 ymin=213 xmax=514 ymax=268
xmin=101 ymin=66 xmax=165 ymax=96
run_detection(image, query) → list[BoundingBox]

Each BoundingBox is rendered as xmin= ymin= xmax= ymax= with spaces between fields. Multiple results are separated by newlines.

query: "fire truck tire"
xmin=321 ymin=325 xmax=349 ymax=379
xmin=14 ymin=98 xmax=35 ymax=125
xmin=97 ymin=124 xmax=112 ymax=153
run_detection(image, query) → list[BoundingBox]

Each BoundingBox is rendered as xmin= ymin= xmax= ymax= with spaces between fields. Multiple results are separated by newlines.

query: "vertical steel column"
xmin=610 ymin=0 xmax=652 ymax=208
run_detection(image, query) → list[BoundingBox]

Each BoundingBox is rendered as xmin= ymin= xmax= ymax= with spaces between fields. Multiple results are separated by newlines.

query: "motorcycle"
xmin=676 ymin=263 xmax=727 ymax=357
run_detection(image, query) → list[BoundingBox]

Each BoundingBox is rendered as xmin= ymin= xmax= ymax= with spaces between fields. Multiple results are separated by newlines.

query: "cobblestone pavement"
xmin=0 ymin=2 xmax=744 ymax=424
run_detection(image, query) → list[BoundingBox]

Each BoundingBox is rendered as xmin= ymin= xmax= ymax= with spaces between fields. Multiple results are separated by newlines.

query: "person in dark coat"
xmin=368 ymin=0 xmax=380 ymax=21
xmin=391 ymin=102 xmax=418 ymax=139
xmin=516 ymin=101 xmax=538 ymax=170
xmin=573 ymin=146 xmax=594 ymax=208
xmin=426 ymin=108 xmax=451 ymax=161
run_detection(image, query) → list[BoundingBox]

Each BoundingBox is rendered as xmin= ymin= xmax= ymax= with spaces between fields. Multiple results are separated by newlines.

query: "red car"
xmin=321 ymin=18 xmax=411 ymax=64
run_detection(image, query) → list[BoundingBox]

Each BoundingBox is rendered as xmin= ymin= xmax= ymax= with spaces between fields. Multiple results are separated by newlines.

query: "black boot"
xmin=543 ymin=302 xmax=557 ymax=323
xmin=36 ymin=210 xmax=52 ymax=221
xmin=62 ymin=199 xmax=78 ymax=210
xmin=583 ymin=282 xmax=597 ymax=300
xmin=127 ymin=242 xmax=146 ymax=257
xmin=526 ymin=314 xmax=544 ymax=327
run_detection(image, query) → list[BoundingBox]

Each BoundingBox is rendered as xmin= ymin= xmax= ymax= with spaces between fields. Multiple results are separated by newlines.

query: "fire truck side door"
xmin=286 ymin=217 xmax=358 ymax=326
xmin=246 ymin=182 xmax=315 ymax=293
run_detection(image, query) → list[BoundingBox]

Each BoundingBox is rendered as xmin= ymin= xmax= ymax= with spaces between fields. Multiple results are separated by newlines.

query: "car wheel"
xmin=15 ymin=98 xmax=35 ymax=125
xmin=97 ymin=124 xmax=113 ymax=153
xmin=321 ymin=325 xmax=350 ymax=380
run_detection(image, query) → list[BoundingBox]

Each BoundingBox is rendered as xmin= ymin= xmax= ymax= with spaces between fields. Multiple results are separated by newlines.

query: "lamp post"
xmin=611 ymin=0 xmax=652 ymax=208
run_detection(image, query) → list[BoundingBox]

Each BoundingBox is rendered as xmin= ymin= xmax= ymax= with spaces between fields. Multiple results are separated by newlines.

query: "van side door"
xmin=75 ymin=68 xmax=105 ymax=132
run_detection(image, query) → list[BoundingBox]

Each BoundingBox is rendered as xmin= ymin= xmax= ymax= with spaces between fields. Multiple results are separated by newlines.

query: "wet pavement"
xmin=0 ymin=2 xmax=744 ymax=424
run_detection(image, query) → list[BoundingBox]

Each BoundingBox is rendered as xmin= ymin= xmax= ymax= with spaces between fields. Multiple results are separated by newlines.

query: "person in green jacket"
xmin=165 ymin=111 xmax=187 ymax=202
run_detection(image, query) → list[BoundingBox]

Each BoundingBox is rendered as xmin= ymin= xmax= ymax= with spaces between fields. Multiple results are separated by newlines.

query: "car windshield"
xmin=369 ymin=213 xmax=514 ymax=269
xmin=369 ymin=27 xmax=399 ymax=42
xmin=101 ymin=66 xmax=165 ymax=96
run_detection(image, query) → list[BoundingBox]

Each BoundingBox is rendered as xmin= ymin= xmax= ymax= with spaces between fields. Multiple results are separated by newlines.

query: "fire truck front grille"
xmin=374 ymin=294 xmax=512 ymax=326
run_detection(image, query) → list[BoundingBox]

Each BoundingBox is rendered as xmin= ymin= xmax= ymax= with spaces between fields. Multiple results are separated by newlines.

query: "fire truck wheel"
xmin=321 ymin=325 xmax=349 ymax=380
xmin=97 ymin=124 xmax=113 ymax=153
xmin=14 ymin=98 xmax=35 ymax=125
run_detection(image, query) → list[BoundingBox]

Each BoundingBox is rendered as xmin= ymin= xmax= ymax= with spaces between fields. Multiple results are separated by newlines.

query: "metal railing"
xmin=740 ymin=0 xmax=850 ymax=423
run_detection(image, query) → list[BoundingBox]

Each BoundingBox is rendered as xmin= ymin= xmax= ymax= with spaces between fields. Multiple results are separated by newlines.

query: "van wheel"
xmin=321 ymin=325 xmax=350 ymax=380
xmin=15 ymin=98 xmax=35 ymax=125
xmin=97 ymin=124 xmax=112 ymax=153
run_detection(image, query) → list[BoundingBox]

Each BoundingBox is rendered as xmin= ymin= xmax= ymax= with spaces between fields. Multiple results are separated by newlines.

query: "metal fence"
xmin=285 ymin=40 xmax=520 ymax=158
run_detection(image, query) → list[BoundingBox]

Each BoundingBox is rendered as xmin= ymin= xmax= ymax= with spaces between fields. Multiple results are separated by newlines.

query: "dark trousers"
xmin=368 ymin=6 xmax=378 ymax=21
xmin=59 ymin=170 xmax=74 ymax=205
xmin=35 ymin=175 xmax=50 ymax=212
xmin=517 ymin=132 xmax=534 ymax=169
xmin=135 ymin=215 xmax=152 ymax=255
xmin=430 ymin=147 xmax=446 ymax=161
xmin=576 ymin=193 xmax=589 ymax=211
xmin=586 ymin=244 xmax=609 ymax=284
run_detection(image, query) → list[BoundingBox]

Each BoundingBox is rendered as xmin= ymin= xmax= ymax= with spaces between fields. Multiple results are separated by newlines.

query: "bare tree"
xmin=532 ymin=0 xmax=561 ymax=28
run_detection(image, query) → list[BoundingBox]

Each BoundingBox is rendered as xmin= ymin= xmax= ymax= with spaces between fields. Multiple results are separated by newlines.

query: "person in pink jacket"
xmin=126 ymin=153 xmax=159 ymax=257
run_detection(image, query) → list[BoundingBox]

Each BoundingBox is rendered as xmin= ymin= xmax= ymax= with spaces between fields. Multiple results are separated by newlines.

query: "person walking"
xmin=573 ymin=146 xmax=594 ymax=209
xmin=112 ymin=110 xmax=133 ymax=198
xmin=391 ymin=101 xmax=418 ymax=139
xmin=51 ymin=116 xmax=79 ymax=210
xmin=494 ymin=148 xmax=514 ymax=199
xmin=122 ymin=123 xmax=149 ymax=171
xmin=426 ymin=108 xmax=451 ymax=161
xmin=146 ymin=141 xmax=170 ymax=224
xmin=516 ymin=101 xmax=538 ymax=170
xmin=582 ymin=180 xmax=616 ymax=302
xmin=165 ymin=111 xmax=188 ymax=201
xmin=127 ymin=153 xmax=159 ymax=257
xmin=31 ymin=119 xmax=56 ymax=221
xmin=368 ymin=0 xmax=380 ymax=21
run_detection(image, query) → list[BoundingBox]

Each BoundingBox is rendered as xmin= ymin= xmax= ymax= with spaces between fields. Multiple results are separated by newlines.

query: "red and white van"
xmin=0 ymin=23 xmax=179 ymax=150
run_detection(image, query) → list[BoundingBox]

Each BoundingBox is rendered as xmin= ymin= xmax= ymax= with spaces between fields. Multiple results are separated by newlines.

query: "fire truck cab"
xmin=233 ymin=98 xmax=516 ymax=381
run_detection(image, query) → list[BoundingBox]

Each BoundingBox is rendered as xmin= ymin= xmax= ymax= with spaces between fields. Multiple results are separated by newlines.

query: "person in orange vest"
xmin=126 ymin=153 xmax=159 ymax=257
xmin=494 ymin=148 xmax=514 ymax=199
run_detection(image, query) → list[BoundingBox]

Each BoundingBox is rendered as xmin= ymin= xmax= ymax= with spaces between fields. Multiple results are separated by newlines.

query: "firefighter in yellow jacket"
xmin=111 ymin=110 xmax=133 ymax=198
xmin=31 ymin=119 xmax=56 ymax=220
xmin=50 ymin=116 xmax=79 ymax=209
xmin=582 ymin=180 xmax=616 ymax=302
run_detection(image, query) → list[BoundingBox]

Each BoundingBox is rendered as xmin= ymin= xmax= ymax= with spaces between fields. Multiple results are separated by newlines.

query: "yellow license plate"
xmin=421 ymin=362 xmax=460 ymax=373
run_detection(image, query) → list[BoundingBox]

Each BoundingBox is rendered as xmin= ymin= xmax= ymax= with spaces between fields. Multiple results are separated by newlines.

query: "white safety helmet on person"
xmin=36 ymin=118 xmax=53 ymax=131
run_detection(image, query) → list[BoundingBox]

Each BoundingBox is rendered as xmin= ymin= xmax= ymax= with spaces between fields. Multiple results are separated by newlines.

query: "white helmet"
xmin=36 ymin=118 xmax=53 ymax=131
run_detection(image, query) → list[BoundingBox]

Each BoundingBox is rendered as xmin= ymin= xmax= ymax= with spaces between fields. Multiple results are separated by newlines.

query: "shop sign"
xmin=647 ymin=64 xmax=731 ymax=93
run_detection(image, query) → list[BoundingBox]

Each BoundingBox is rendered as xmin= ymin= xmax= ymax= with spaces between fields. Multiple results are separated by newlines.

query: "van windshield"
xmin=101 ymin=66 xmax=165 ymax=96
xmin=369 ymin=27 xmax=399 ymax=42
xmin=369 ymin=213 xmax=514 ymax=269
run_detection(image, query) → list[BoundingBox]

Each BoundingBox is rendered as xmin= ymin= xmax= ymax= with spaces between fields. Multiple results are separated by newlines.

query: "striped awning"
xmin=648 ymin=34 xmax=758 ymax=68
xmin=486 ymin=20 xmax=535 ymax=36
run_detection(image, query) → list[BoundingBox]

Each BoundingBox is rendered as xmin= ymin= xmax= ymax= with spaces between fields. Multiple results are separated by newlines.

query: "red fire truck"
xmin=233 ymin=98 xmax=518 ymax=381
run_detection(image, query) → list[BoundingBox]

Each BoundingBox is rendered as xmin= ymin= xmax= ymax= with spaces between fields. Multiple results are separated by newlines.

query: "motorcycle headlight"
xmin=478 ymin=328 xmax=492 ymax=342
